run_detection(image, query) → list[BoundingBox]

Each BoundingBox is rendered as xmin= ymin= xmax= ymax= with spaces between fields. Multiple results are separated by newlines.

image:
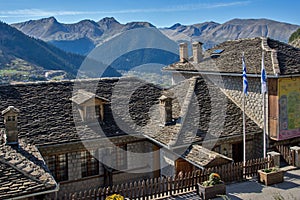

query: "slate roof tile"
xmin=143 ymin=76 xmax=262 ymax=147
xmin=0 ymin=142 xmax=57 ymax=199
xmin=183 ymin=144 xmax=232 ymax=168
xmin=0 ymin=77 xmax=161 ymax=146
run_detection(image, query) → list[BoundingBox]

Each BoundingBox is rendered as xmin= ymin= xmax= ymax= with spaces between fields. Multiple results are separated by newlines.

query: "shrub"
xmin=202 ymin=173 xmax=223 ymax=186
xmin=262 ymin=167 xmax=279 ymax=173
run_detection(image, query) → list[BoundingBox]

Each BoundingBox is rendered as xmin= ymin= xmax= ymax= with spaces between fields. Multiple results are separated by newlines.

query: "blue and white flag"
xmin=261 ymin=52 xmax=267 ymax=94
xmin=242 ymin=54 xmax=248 ymax=95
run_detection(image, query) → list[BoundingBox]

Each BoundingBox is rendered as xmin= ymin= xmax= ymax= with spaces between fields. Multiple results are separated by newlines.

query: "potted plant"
xmin=258 ymin=167 xmax=284 ymax=186
xmin=197 ymin=173 xmax=226 ymax=200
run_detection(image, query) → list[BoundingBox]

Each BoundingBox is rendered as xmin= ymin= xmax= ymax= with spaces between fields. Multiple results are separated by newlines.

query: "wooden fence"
xmin=64 ymin=157 xmax=273 ymax=200
xmin=275 ymin=145 xmax=295 ymax=166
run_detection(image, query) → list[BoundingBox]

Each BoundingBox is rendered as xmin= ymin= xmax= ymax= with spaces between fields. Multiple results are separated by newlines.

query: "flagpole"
xmin=242 ymin=52 xmax=247 ymax=168
xmin=243 ymin=89 xmax=246 ymax=167
xmin=262 ymin=51 xmax=267 ymax=158
xmin=263 ymin=89 xmax=266 ymax=158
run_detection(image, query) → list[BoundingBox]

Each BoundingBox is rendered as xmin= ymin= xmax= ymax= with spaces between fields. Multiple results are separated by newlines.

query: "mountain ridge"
xmin=12 ymin=17 xmax=299 ymax=54
xmin=11 ymin=17 xmax=299 ymax=54
xmin=0 ymin=21 xmax=121 ymax=82
xmin=12 ymin=17 xmax=156 ymax=55
xmin=160 ymin=18 xmax=299 ymax=49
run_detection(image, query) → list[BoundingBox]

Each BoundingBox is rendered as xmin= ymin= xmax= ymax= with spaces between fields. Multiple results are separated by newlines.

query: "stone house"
xmin=164 ymin=37 xmax=300 ymax=158
xmin=0 ymin=78 xmax=161 ymax=199
xmin=0 ymin=37 xmax=299 ymax=199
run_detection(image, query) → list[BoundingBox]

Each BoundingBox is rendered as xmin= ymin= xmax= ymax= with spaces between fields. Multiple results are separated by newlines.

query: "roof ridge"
xmin=169 ymin=77 xmax=198 ymax=147
xmin=261 ymin=37 xmax=280 ymax=75
xmin=179 ymin=77 xmax=198 ymax=117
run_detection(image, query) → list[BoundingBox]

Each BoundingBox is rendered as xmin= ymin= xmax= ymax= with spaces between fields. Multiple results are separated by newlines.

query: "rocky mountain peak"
xmin=124 ymin=21 xmax=155 ymax=29
xmin=98 ymin=17 xmax=120 ymax=25
xmin=169 ymin=23 xmax=182 ymax=30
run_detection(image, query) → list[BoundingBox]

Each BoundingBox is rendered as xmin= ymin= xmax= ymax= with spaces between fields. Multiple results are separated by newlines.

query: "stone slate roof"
xmin=182 ymin=145 xmax=232 ymax=168
xmin=164 ymin=37 xmax=300 ymax=76
xmin=143 ymin=76 xmax=262 ymax=147
xmin=0 ymin=78 xmax=161 ymax=146
xmin=0 ymin=142 xmax=57 ymax=199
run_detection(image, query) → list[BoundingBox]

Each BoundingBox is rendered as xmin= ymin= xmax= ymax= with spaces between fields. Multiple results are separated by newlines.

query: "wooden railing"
xmin=275 ymin=145 xmax=295 ymax=166
xmin=64 ymin=157 xmax=272 ymax=200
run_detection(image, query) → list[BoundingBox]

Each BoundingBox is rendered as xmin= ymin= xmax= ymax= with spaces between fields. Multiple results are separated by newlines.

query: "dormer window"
xmin=70 ymin=90 xmax=109 ymax=122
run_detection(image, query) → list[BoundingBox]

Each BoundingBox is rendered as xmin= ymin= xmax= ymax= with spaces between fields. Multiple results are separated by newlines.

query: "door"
xmin=232 ymin=142 xmax=243 ymax=162
xmin=175 ymin=158 xmax=194 ymax=175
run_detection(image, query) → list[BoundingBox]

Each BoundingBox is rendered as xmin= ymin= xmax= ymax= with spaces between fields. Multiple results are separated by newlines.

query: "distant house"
xmin=0 ymin=37 xmax=299 ymax=199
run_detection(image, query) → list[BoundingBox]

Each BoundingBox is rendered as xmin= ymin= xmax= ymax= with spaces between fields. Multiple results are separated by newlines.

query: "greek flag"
xmin=261 ymin=52 xmax=267 ymax=93
xmin=242 ymin=54 xmax=248 ymax=95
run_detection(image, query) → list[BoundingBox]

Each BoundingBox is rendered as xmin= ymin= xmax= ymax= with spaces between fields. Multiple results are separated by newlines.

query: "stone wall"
xmin=127 ymin=141 xmax=153 ymax=170
xmin=160 ymin=149 xmax=176 ymax=177
xmin=213 ymin=133 xmax=263 ymax=161
xmin=219 ymin=76 xmax=264 ymax=129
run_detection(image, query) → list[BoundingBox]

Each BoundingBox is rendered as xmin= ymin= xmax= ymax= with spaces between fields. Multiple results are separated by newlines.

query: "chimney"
xmin=192 ymin=42 xmax=203 ymax=63
xmin=2 ymin=106 xmax=20 ymax=145
xmin=159 ymin=95 xmax=173 ymax=125
xmin=179 ymin=43 xmax=188 ymax=62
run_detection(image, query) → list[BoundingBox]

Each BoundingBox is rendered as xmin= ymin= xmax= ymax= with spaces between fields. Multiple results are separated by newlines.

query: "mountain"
xmin=13 ymin=17 xmax=300 ymax=55
xmin=289 ymin=28 xmax=300 ymax=48
xmin=12 ymin=17 xmax=155 ymax=55
xmin=160 ymin=18 xmax=300 ymax=49
xmin=0 ymin=21 xmax=121 ymax=82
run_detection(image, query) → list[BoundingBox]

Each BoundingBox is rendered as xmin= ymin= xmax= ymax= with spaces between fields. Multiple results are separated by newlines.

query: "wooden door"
xmin=175 ymin=158 xmax=194 ymax=175
xmin=232 ymin=142 xmax=243 ymax=162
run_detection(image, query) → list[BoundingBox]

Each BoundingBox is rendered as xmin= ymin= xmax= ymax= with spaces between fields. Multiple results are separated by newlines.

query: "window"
xmin=46 ymin=154 xmax=68 ymax=182
xmin=86 ymin=105 xmax=101 ymax=120
xmin=115 ymin=145 xmax=127 ymax=170
xmin=95 ymin=105 xmax=101 ymax=119
xmin=81 ymin=150 xmax=99 ymax=177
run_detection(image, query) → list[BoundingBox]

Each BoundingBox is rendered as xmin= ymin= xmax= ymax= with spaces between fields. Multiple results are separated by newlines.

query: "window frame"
xmin=46 ymin=154 xmax=68 ymax=182
xmin=81 ymin=150 xmax=99 ymax=178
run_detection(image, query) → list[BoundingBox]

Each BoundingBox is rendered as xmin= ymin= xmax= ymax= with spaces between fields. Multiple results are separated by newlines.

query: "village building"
xmin=0 ymin=37 xmax=299 ymax=199
xmin=164 ymin=37 xmax=300 ymax=148
xmin=0 ymin=78 xmax=162 ymax=199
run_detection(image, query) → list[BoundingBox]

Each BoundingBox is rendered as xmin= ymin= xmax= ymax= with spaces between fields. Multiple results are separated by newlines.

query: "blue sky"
xmin=0 ymin=0 xmax=299 ymax=27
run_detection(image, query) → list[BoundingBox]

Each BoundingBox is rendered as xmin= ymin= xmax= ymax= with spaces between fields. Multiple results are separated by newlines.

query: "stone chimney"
xmin=192 ymin=41 xmax=203 ymax=63
xmin=159 ymin=95 xmax=173 ymax=125
xmin=2 ymin=106 xmax=20 ymax=145
xmin=179 ymin=43 xmax=188 ymax=62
